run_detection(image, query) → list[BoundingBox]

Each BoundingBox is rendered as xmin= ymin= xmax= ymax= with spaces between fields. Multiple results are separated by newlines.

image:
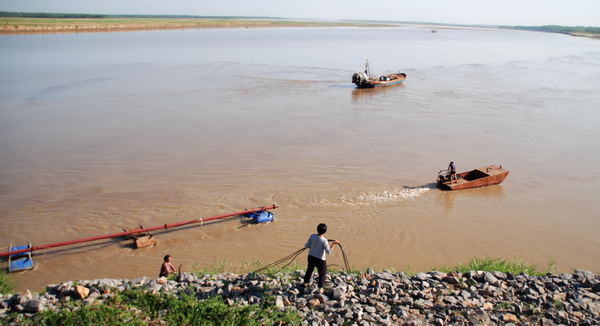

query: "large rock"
xmin=484 ymin=272 xmax=499 ymax=286
xmin=178 ymin=272 xmax=197 ymax=283
xmin=95 ymin=278 xmax=123 ymax=288
xmin=375 ymin=272 xmax=396 ymax=281
xmin=307 ymin=298 xmax=321 ymax=309
xmin=575 ymin=270 xmax=595 ymax=280
xmin=23 ymin=298 xmax=47 ymax=313
xmin=415 ymin=273 xmax=430 ymax=281
xmin=75 ymin=285 xmax=89 ymax=299
xmin=503 ymin=313 xmax=518 ymax=323
xmin=275 ymin=295 xmax=285 ymax=311
xmin=17 ymin=290 xmax=32 ymax=305
xmin=332 ymin=286 xmax=346 ymax=300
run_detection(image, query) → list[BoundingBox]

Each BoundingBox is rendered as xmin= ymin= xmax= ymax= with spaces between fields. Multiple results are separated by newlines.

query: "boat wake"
xmin=357 ymin=187 xmax=431 ymax=203
xmin=313 ymin=186 xmax=431 ymax=207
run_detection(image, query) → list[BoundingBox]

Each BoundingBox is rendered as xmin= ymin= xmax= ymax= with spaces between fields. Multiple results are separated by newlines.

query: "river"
xmin=1 ymin=26 xmax=599 ymax=291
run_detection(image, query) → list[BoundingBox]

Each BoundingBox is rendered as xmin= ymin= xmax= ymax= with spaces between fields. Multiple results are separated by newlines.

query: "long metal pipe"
xmin=0 ymin=205 xmax=277 ymax=258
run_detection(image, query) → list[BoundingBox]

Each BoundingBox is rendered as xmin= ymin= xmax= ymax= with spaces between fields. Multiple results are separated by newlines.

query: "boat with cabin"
xmin=352 ymin=61 xmax=406 ymax=88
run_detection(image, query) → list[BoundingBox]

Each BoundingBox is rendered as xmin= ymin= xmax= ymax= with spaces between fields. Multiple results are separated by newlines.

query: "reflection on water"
xmin=351 ymin=84 xmax=406 ymax=103
xmin=437 ymin=185 xmax=506 ymax=211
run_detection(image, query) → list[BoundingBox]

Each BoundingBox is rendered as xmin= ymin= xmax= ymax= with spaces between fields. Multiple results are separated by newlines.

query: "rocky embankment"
xmin=1 ymin=269 xmax=599 ymax=325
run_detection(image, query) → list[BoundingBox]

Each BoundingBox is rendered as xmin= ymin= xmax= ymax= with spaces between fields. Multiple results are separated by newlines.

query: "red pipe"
xmin=0 ymin=205 xmax=277 ymax=258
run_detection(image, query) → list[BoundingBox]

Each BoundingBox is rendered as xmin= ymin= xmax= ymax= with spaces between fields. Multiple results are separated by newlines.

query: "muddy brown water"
xmin=1 ymin=27 xmax=599 ymax=291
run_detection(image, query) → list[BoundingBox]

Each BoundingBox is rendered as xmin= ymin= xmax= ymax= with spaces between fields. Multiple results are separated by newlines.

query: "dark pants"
xmin=304 ymin=255 xmax=327 ymax=288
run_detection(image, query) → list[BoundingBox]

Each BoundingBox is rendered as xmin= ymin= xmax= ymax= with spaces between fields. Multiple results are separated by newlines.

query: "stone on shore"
xmin=1 ymin=270 xmax=599 ymax=325
xmin=75 ymin=285 xmax=89 ymax=299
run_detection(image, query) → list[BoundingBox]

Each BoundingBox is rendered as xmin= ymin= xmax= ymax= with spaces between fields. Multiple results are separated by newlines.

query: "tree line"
xmin=0 ymin=12 xmax=108 ymax=19
xmin=507 ymin=25 xmax=600 ymax=35
xmin=1 ymin=11 xmax=598 ymax=35
xmin=0 ymin=11 xmax=275 ymax=20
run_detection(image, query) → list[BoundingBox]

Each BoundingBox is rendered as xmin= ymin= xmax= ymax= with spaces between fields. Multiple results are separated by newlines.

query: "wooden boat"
xmin=437 ymin=165 xmax=509 ymax=190
xmin=352 ymin=61 xmax=406 ymax=88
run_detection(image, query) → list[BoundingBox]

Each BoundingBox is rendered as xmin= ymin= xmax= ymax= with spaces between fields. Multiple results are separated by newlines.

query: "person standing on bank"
xmin=303 ymin=223 xmax=339 ymax=289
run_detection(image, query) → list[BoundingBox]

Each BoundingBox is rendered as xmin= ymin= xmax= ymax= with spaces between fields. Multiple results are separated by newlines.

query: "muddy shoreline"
xmin=0 ymin=19 xmax=512 ymax=35
xmin=0 ymin=19 xmax=386 ymax=35
xmin=0 ymin=21 xmax=289 ymax=35
xmin=2 ymin=17 xmax=598 ymax=39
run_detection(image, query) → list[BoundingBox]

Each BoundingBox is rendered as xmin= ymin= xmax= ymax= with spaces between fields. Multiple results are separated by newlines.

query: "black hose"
xmin=328 ymin=240 xmax=351 ymax=272
xmin=252 ymin=240 xmax=351 ymax=274
xmin=252 ymin=248 xmax=306 ymax=274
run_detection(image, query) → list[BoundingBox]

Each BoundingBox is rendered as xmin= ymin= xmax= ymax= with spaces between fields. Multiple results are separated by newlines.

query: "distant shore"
xmin=1 ymin=16 xmax=599 ymax=40
xmin=0 ymin=18 xmax=388 ymax=34
xmin=0 ymin=17 xmax=552 ymax=35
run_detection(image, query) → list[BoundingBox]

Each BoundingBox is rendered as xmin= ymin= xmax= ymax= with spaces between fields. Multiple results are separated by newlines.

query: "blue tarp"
xmin=245 ymin=210 xmax=274 ymax=223
xmin=9 ymin=244 xmax=34 ymax=272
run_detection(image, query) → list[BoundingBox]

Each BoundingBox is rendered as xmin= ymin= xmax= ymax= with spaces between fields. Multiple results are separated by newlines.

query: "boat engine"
xmin=437 ymin=171 xmax=450 ymax=183
xmin=352 ymin=71 xmax=368 ymax=86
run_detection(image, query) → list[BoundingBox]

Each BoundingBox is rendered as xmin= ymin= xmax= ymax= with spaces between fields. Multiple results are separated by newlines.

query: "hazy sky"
xmin=2 ymin=0 xmax=599 ymax=27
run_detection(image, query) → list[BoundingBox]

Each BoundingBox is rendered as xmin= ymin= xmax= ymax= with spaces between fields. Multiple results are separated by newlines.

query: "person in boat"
xmin=448 ymin=161 xmax=457 ymax=183
xmin=303 ymin=223 xmax=338 ymax=291
xmin=159 ymin=254 xmax=176 ymax=277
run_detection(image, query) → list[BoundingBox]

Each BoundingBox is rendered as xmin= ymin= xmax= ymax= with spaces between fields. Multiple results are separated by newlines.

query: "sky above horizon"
xmin=1 ymin=0 xmax=599 ymax=27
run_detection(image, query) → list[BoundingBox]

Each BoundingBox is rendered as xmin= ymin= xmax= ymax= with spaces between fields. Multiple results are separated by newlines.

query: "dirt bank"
xmin=0 ymin=21 xmax=284 ymax=34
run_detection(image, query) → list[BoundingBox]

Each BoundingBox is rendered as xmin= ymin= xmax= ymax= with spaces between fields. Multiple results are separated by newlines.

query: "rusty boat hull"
xmin=437 ymin=165 xmax=509 ymax=190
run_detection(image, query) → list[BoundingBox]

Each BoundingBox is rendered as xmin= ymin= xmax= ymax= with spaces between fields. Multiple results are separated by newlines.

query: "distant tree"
xmin=508 ymin=25 xmax=600 ymax=35
xmin=0 ymin=11 xmax=107 ymax=19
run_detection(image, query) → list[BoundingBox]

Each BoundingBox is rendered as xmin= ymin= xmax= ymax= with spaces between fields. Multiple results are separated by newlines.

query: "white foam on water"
xmin=312 ymin=187 xmax=431 ymax=207
xmin=357 ymin=187 xmax=431 ymax=204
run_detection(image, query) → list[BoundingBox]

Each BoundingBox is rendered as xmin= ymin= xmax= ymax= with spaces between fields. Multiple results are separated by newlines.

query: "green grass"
xmin=190 ymin=257 xmax=308 ymax=277
xmin=0 ymin=270 xmax=16 ymax=294
xmin=435 ymin=256 xmax=552 ymax=275
xmin=10 ymin=289 xmax=301 ymax=326
xmin=0 ymin=256 xmax=566 ymax=325
xmin=191 ymin=256 xmax=556 ymax=279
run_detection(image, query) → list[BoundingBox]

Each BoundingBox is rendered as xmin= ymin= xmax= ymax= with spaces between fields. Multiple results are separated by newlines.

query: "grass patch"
xmin=0 ymin=270 xmax=16 ymax=294
xmin=436 ymin=256 xmax=544 ymax=275
xmin=11 ymin=288 xmax=301 ymax=326
xmin=191 ymin=258 xmax=234 ymax=276
xmin=190 ymin=258 xmax=308 ymax=277
xmin=16 ymin=303 xmax=144 ymax=326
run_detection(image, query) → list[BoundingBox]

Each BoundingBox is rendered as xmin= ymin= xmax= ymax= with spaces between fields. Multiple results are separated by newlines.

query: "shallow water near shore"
xmin=1 ymin=26 xmax=599 ymax=291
